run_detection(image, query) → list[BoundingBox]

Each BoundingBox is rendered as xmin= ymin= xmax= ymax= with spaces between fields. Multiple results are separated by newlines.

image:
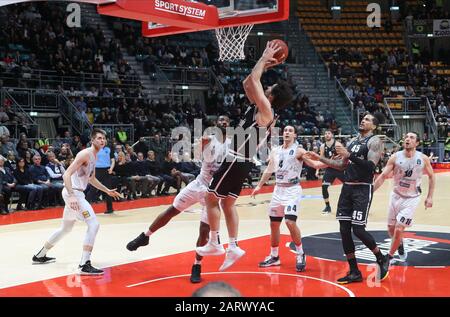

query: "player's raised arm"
xmin=243 ymin=42 xmax=281 ymax=125
xmin=422 ymin=154 xmax=435 ymax=209
xmin=374 ymin=154 xmax=396 ymax=192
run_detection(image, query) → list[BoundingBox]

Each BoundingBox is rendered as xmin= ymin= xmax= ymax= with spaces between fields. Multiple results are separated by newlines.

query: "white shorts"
xmin=173 ymin=179 xmax=209 ymax=225
xmin=268 ymin=185 xmax=302 ymax=219
xmin=62 ymin=188 xmax=96 ymax=222
xmin=387 ymin=192 xmax=421 ymax=227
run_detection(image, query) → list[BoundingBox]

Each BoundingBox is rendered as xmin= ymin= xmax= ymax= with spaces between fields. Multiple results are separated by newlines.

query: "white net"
xmin=214 ymin=24 xmax=254 ymax=61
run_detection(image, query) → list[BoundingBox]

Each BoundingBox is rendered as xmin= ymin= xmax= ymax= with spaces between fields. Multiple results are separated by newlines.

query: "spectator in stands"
xmin=45 ymin=151 xmax=65 ymax=204
xmin=57 ymin=144 xmax=74 ymax=167
xmin=172 ymin=152 xmax=196 ymax=185
xmin=135 ymin=152 xmax=160 ymax=196
xmin=445 ymin=131 xmax=450 ymax=156
xmin=444 ymin=153 xmax=450 ymax=162
xmin=145 ymin=150 xmax=165 ymax=194
xmin=5 ymin=151 xmax=17 ymax=170
xmin=1 ymin=135 xmax=18 ymax=157
xmin=0 ymin=155 xmax=16 ymax=215
xmin=160 ymin=151 xmax=183 ymax=195
xmin=125 ymin=144 xmax=138 ymax=161
xmin=29 ymin=154 xmax=60 ymax=207
xmin=116 ymin=126 xmax=128 ymax=145
xmin=0 ymin=125 xmax=10 ymax=137
xmin=14 ymin=157 xmax=44 ymax=210
xmin=438 ymin=101 xmax=448 ymax=118
xmin=113 ymin=151 xmax=137 ymax=200
xmin=149 ymin=133 xmax=168 ymax=163
xmin=0 ymin=107 xmax=9 ymax=124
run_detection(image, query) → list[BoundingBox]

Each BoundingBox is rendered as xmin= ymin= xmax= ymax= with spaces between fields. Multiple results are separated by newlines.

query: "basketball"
xmin=271 ymin=39 xmax=288 ymax=63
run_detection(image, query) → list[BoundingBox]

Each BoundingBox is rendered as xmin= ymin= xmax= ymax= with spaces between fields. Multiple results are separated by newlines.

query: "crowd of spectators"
xmin=0 ymin=3 xmax=139 ymax=92
xmin=324 ymin=46 xmax=450 ymax=139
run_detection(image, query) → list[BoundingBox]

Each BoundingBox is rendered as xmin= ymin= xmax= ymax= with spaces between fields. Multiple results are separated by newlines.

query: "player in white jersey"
xmin=251 ymin=126 xmax=327 ymax=272
xmin=374 ymin=132 xmax=435 ymax=265
xmin=32 ymin=129 xmax=122 ymax=275
xmin=126 ymin=116 xmax=230 ymax=283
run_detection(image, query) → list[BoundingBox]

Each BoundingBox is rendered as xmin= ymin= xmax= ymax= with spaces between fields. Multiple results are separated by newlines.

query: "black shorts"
xmin=208 ymin=158 xmax=253 ymax=199
xmin=322 ymin=168 xmax=345 ymax=185
xmin=336 ymin=183 xmax=373 ymax=226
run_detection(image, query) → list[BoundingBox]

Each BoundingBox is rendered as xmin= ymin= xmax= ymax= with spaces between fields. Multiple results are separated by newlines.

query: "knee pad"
xmin=285 ymin=215 xmax=298 ymax=222
xmin=270 ymin=216 xmax=283 ymax=223
xmin=322 ymin=185 xmax=330 ymax=199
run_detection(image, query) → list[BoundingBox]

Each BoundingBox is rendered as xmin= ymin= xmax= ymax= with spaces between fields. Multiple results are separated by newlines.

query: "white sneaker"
xmin=219 ymin=247 xmax=246 ymax=271
xmin=196 ymin=242 xmax=225 ymax=256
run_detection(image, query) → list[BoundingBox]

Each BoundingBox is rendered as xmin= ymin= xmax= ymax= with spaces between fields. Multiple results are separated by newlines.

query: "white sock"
xmin=145 ymin=230 xmax=153 ymax=237
xmin=229 ymin=237 xmax=238 ymax=249
xmin=194 ymin=259 xmax=201 ymax=265
xmin=270 ymin=247 xmax=279 ymax=258
xmin=36 ymin=246 xmax=50 ymax=258
xmin=80 ymin=250 xmax=91 ymax=266
xmin=209 ymin=231 xmax=220 ymax=245
xmin=296 ymin=244 xmax=304 ymax=255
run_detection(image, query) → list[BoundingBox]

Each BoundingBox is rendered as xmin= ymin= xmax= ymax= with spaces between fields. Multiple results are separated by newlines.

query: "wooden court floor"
xmin=0 ymin=172 xmax=449 ymax=297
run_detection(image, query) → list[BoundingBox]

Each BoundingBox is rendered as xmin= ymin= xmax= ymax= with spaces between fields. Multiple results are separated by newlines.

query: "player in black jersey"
xmin=320 ymin=130 xmax=345 ymax=214
xmin=196 ymin=41 xmax=293 ymax=271
xmin=306 ymin=113 xmax=390 ymax=284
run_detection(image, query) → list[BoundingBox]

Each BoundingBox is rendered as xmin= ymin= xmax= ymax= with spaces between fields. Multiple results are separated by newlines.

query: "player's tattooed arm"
xmin=366 ymin=136 xmax=384 ymax=166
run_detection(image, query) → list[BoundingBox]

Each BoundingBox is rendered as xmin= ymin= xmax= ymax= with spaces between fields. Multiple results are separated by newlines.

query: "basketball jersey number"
xmin=400 ymin=217 xmax=412 ymax=226
xmin=351 ymin=145 xmax=361 ymax=153
xmin=279 ymin=160 xmax=284 ymax=168
xmin=352 ymin=211 xmax=363 ymax=221
xmin=286 ymin=205 xmax=297 ymax=212
xmin=404 ymin=169 xmax=413 ymax=177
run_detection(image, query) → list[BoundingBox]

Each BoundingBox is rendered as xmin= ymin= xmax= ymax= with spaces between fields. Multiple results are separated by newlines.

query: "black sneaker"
xmin=296 ymin=253 xmax=306 ymax=272
xmin=78 ymin=261 xmax=104 ymax=275
xmin=32 ymin=255 xmax=56 ymax=264
xmin=378 ymin=254 xmax=390 ymax=282
xmin=258 ymin=256 xmax=281 ymax=267
xmin=190 ymin=264 xmax=202 ymax=283
xmin=322 ymin=206 xmax=331 ymax=214
xmin=337 ymin=270 xmax=363 ymax=284
xmin=126 ymin=232 xmax=149 ymax=251
xmin=104 ymin=210 xmax=114 ymax=214
xmin=398 ymin=243 xmax=408 ymax=261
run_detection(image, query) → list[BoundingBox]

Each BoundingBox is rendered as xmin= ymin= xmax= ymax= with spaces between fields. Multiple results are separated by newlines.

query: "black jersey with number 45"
xmin=344 ymin=134 xmax=376 ymax=183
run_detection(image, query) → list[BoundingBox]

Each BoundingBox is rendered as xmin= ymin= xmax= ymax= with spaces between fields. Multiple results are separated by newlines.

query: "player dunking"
xmin=32 ymin=129 xmax=121 ymax=275
xmin=196 ymin=41 xmax=293 ymax=271
xmin=320 ymin=130 xmax=345 ymax=214
xmin=251 ymin=126 xmax=326 ymax=272
xmin=374 ymin=132 xmax=435 ymax=265
xmin=306 ymin=113 xmax=390 ymax=284
xmin=125 ymin=116 xmax=231 ymax=283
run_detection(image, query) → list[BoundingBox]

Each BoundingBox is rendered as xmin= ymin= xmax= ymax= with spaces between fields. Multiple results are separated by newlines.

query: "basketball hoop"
xmin=214 ymin=24 xmax=254 ymax=61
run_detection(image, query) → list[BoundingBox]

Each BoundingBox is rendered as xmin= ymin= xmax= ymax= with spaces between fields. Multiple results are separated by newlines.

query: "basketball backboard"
xmin=141 ymin=0 xmax=287 ymax=37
